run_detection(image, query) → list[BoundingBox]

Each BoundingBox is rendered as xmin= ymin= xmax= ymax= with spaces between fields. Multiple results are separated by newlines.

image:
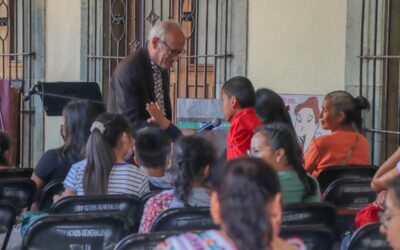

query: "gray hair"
xmin=147 ymin=20 xmax=182 ymax=45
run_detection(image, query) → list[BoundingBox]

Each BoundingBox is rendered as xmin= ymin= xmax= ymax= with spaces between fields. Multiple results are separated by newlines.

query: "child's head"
xmin=210 ymin=157 xmax=281 ymax=250
xmin=251 ymin=123 xmax=315 ymax=200
xmin=221 ymin=76 xmax=255 ymax=121
xmin=134 ymin=126 xmax=171 ymax=169
xmin=61 ymin=100 xmax=102 ymax=163
xmin=321 ymin=91 xmax=370 ymax=132
xmin=0 ymin=131 xmax=11 ymax=167
xmin=254 ymin=88 xmax=294 ymax=130
xmin=172 ymin=135 xmax=216 ymax=204
xmin=83 ymin=113 xmax=133 ymax=195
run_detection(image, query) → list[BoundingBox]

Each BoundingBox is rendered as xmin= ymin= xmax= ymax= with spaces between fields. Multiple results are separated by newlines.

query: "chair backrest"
xmin=0 ymin=168 xmax=34 ymax=179
xmin=280 ymin=225 xmax=335 ymax=250
xmin=114 ymin=232 xmax=181 ymax=250
xmin=322 ymin=178 xmax=377 ymax=210
xmin=317 ymin=165 xmax=377 ymax=192
xmin=37 ymin=180 xmax=64 ymax=212
xmin=0 ymin=201 xmax=17 ymax=250
xmin=347 ymin=223 xmax=391 ymax=250
xmin=150 ymin=207 xmax=218 ymax=232
xmin=51 ymin=194 xmax=142 ymax=232
xmin=21 ymin=214 xmax=129 ymax=250
xmin=0 ymin=178 xmax=36 ymax=211
xmin=282 ymin=202 xmax=336 ymax=229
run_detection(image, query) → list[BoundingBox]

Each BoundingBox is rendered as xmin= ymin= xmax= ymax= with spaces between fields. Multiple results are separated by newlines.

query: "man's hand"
xmin=146 ymin=102 xmax=171 ymax=129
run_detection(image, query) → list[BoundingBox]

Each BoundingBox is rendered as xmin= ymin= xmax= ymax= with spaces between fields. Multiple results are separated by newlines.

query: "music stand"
xmin=36 ymin=81 xmax=105 ymax=116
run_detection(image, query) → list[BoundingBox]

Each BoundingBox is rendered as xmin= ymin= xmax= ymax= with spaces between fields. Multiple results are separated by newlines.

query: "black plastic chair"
xmin=317 ymin=165 xmax=377 ymax=192
xmin=282 ymin=202 xmax=336 ymax=229
xmin=114 ymin=231 xmax=181 ymax=250
xmin=0 ymin=201 xmax=17 ymax=250
xmin=37 ymin=180 xmax=64 ymax=212
xmin=0 ymin=168 xmax=34 ymax=179
xmin=150 ymin=207 xmax=218 ymax=232
xmin=323 ymin=178 xmax=377 ymax=238
xmin=0 ymin=178 xmax=36 ymax=211
xmin=51 ymin=194 xmax=143 ymax=232
xmin=280 ymin=225 xmax=335 ymax=250
xmin=21 ymin=214 xmax=130 ymax=250
xmin=323 ymin=178 xmax=376 ymax=210
xmin=347 ymin=223 xmax=391 ymax=250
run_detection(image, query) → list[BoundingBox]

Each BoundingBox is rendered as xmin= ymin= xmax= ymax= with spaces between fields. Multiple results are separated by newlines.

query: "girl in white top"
xmin=55 ymin=113 xmax=149 ymax=201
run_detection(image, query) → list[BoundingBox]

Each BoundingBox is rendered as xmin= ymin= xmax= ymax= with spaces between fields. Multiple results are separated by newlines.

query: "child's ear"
xmin=337 ymin=111 xmax=346 ymax=124
xmin=231 ymin=96 xmax=240 ymax=109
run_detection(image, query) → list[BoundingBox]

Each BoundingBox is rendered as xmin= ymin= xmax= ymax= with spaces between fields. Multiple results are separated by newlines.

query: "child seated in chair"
xmin=54 ymin=113 xmax=149 ymax=201
xmin=134 ymin=126 xmax=173 ymax=191
xmin=139 ymin=135 xmax=216 ymax=233
xmin=221 ymin=76 xmax=261 ymax=160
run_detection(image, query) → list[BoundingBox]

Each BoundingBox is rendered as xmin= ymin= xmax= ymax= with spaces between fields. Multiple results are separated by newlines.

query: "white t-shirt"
xmin=64 ymin=160 xmax=149 ymax=197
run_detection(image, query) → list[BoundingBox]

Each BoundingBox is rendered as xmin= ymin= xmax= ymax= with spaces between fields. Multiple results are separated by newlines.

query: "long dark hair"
xmin=83 ymin=113 xmax=131 ymax=195
xmin=325 ymin=90 xmax=370 ymax=132
xmin=60 ymin=100 xmax=102 ymax=165
xmin=217 ymin=157 xmax=281 ymax=250
xmin=173 ymin=136 xmax=216 ymax=205
xmin=0 ymin=131 xmax=11 ymax=166
xmin=254 ymin=88 xmax=295 ymax=132
xmin=255 ymin=122 xmax=316 ymax=201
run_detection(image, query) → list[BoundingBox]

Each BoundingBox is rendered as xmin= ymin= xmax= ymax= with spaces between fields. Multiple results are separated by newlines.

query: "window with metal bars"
xmin=82 ymin=0 xmax=235 ymax=121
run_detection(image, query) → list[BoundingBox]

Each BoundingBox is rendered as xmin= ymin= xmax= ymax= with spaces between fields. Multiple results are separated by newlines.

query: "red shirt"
xmin=226 ymin=107 xmax=261 ymax=160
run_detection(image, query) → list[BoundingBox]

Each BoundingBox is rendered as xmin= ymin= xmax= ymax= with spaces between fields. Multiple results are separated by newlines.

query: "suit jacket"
xmin=108 ymin=48 xmax=172 ymax=135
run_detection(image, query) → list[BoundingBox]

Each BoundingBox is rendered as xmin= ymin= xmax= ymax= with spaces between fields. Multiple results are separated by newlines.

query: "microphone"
xmin=196 ymin=118 xmax=222 ymax=133
xmin=23 ymin=84 xmax=38 ymax=102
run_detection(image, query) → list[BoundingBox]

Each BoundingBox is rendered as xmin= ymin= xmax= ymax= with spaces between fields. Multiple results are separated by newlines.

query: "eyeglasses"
xmin=379 ymin=210 xmax=400 ymax=228
xmin=158 ymin=39 xmax=186 ymax=56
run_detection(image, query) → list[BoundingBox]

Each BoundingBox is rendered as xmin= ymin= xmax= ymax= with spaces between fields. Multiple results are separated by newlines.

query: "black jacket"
xmin=108 ymin=48 xmax=172 ymax=135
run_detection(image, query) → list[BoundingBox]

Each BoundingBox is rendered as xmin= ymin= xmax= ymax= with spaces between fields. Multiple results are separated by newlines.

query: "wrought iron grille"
xmin=357 ymin=0 xmax=400 ymax=164
xmin=0 ymin=0 xmax=36 ymax=167
xmin=83 ymin=0 xmax=232 ymax=119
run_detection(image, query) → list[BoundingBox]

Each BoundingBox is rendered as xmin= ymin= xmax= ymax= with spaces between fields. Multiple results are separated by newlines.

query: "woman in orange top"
xmin=304 ymin=90 xmax=371 ymax=177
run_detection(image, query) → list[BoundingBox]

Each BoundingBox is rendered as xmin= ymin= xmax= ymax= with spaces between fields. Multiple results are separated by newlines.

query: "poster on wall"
xmin=281 ymin=94 xmax=330 ymax=153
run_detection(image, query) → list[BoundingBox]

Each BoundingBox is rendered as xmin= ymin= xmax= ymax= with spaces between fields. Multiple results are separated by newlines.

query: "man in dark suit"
xmin=108 ymin=20 xmax=185 ymax=135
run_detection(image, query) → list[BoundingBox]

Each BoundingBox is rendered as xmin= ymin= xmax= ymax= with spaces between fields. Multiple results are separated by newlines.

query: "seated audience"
xmin=134 ymin=126 xmax=173 ymax=191
xmin=54 ymin=113 xmax=149 ymax=201
xmin=221 ymin=76 xmax=261 ymax=160
xmin=250 ymin=123 xmax=320 ymax=204
xmin=31 ymin=100 xmax=102 ymax=193
xmin=0 ymin=130 xmax=11 ymax=168
xmin=139 ymin=135 xmax=216 ymax=233
xmin=380 ymin=175 xmax=400 ymax=250
xmin=156 ymin=157 xmax=304 ymax=250
xmin=371 ymin=147 xmax=400 ymax=193
xmin=304 ymin=90 xmax=370 ymax=177
xmin=254 ymin=88 xmax=295 ymax=132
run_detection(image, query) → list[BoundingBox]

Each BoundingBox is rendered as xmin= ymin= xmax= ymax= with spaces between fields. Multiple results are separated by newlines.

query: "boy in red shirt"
xmin=221 ymin=76 xmax=261 ymax=160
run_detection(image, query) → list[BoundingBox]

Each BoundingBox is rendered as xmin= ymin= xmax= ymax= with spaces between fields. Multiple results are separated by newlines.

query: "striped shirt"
xmin=64 ymin=160 xmax=149 ymax=197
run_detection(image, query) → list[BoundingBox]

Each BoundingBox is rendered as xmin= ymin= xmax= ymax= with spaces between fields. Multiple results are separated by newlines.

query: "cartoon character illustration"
xmin=294 ymin=97 xmax=320 ymax=152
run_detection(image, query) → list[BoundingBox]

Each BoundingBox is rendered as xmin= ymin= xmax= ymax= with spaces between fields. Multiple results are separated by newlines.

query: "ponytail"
xmin=83 ymin=113 xmax=131 ymax=195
